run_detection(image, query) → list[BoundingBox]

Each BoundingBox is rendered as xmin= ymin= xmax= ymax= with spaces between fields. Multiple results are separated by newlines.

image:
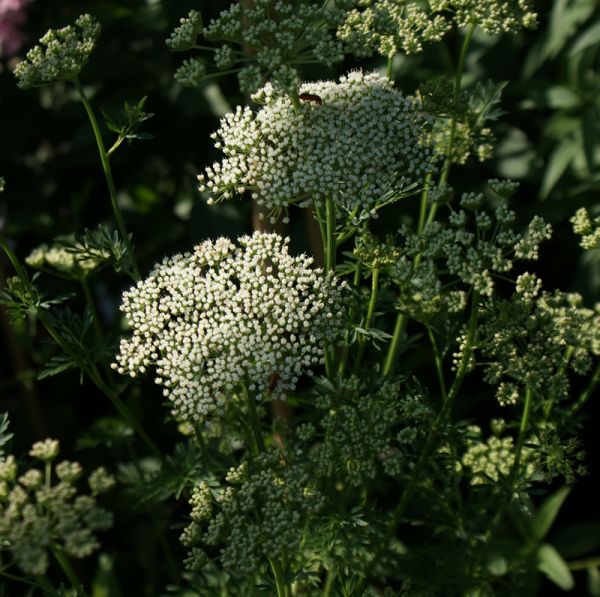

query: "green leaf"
xmin=531 ymin=486 xmax=571 ymax=542
xmin=537 ymin=543 xmax=575 ymax=590
xmin=540 ymin=140 xmax=578 ymax=199
xmin=0 ymin=412 xmax=13 ymax=458
xmin=545 ymin=86 xmax=582 ymax=109
xmin=38 ymin=355 xmax=77 ymax=380
xmin=569 ymin=20 xmax=600 ymax=56
xmin=588 ymin=567 xmax=600 ymax=597
xmin=554 ymin=522 xmax=600 ymax=559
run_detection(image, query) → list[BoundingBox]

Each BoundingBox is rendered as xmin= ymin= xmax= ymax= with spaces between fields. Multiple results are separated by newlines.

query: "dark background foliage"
xmin=1 ymin=0 xmax=599 ymax=594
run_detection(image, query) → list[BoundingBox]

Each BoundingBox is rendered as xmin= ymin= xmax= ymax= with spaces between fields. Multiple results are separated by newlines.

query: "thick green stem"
xmin=52 ymin=546 xmax=87 ymax=597
xmin=353 ymin=267 xmax=379 ymax=373
xmin=270 ymin=558 xmax=287 ymax=597
xmin=73 ymin=78 xmax=140 ymax=279
xmin=382 ymin=312 xmax=407 ymax=377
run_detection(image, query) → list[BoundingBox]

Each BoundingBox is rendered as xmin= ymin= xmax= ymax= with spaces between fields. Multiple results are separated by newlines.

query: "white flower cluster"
xmin=114 ymin=232 xmax=348 ymax=424
xmin=198 ymin=71 xmax=436 ymax=222
xmin=14 ymin=14 xmax=100 ymax=89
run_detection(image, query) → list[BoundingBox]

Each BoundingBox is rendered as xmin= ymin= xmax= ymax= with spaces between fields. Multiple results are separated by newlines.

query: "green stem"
xmin=363 ymin=291 xmax=480 ymax=591
xmin=241 ymin=382 xmax=265 ymax=454
xmin=325 ymin=194 xmax=336 ymax=273
xmin=382 ymin=25 xmax=475 ymax=377
xmin=323 ymin=566 xmax=336 ymax=595
xmin=81 ymin=277 xmax=102 ymax=344
xmin=73 ymin=78 xmax=140 ymax=279
xmin=52 ymin=546 xmax=87 ymax=597
xmin=87 ymin=365 xmax=162 ymax=459
xmin=427 ymin=326 xmax=447 ymax=400
xmin=45 ymin=460 xmax=52 ymax=491
xmin=568 ymin=360 xmax=600 ymax=417
xmin=323 ymin=195 xmax=337 ymax=379
xmin=338 ymin=261 xmax=362 ymax=377
xmin=427 ymin=22 xmax=476 ymax=226
xmin=568 ymin=555 xmax=600 ymax=571
xmin=353 ymin=267 xmax=379 ymax=373
xmin=440 ymin=23 xmax=475 ymax=185
xmin=269 ymin=558 xmax=287 ymax=597
xmin=356 ymin=294 xmax=481 ymax=594
xmin=241 ymin=384 xmax=288 ymax=597
xmin=386 ymin=55 xmax=394 ymax=80
xmin=382 ymin=312 xmax=407 ymax=377
xmin=0 ymin=568 xmax=42 ymax=589
xmin=313 ymin=200 xmax=327 ymax=259
xmin=543 ymin=345 xmax=574 ymax=420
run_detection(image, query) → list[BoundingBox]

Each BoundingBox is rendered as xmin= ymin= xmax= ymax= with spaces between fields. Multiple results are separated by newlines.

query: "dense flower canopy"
xmin=114 ymin=232 xmax=349 ymax=423
xmin=198 ymin=70 xmax=436 ymax=222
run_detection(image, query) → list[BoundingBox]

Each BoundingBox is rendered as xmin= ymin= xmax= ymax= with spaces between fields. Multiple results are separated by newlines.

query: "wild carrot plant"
xmin=1 ymin=1 xmax=599 ymax=595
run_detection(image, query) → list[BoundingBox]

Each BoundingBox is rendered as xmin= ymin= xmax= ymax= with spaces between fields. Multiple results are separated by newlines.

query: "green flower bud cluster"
xmin=174 ymin=57 xmax=206 ymax=88
xmin=571 ymin=207 xmax=600 ymax=250
xmin=26 ymin=239 xmax=102 ymax=279
xmin=387 ymin=181 xmax=551 ymax=328
xmin=182 ymin=447 xmax=323 ymax=577
xmin=461 ymin=425 xmax=537 ymax=486
xmin=308 ymin=380 xmax=433 ymax=485
xmin=338 ymin=0 xmax=450 ymax=58
xmin=337 ymin=0 xmax=537 ymax=60
xmin=354 ymin=232 xmax=402 ymax=270
xmin=168 ymin=2 xmax=345 ymax=94
xmin=166 ymin=10 xmax=203 ymax=52
xmin=477 ymin=291 xmax=600 ymax=406
xmin=310 ymin=380 xmax=402 ymax=487
xmin=0 ymin=439 xmax=114 ymax=576
xmin=14 ymin=14 xmax=100 ymax=89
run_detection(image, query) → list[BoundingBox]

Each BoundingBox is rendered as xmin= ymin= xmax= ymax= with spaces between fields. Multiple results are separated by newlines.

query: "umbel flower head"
xmin=198 ymin=71 xmax=436 ymax=222
xmin=13 ymin=13 xmax=100 ymax=89
xmin=0 ymin=439 xmax=114 ymax=576
xmin=337 ymin=0 xmax=537 ymax=58
xmin=113 ymin=232 xmax=349 ymax=424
